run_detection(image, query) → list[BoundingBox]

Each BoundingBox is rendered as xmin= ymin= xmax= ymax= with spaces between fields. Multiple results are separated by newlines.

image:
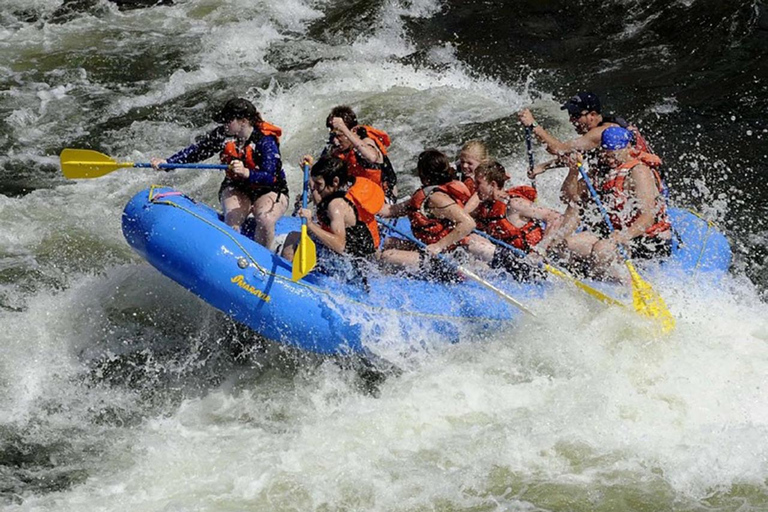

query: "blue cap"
xmin=601 ymin=126 xmax=633 ymax=150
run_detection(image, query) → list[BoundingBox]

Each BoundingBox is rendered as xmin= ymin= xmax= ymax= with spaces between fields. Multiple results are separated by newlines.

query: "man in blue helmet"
xmin=533 ymin=126 xmax=671 ymax=281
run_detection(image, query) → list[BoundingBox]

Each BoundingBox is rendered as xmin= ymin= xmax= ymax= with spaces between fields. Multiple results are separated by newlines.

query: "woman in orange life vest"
xmin=552 ymin=127 xmax=672 ymax=281
xmin=323 ymin=105 xmax=398 ymax=201
xmin=378 ymin=149 xmax=496 ymax=275
xmin=281 ymin=156 xmax=384 ymax=262
xmin=150 ymin=98 xmax=288 ymax=250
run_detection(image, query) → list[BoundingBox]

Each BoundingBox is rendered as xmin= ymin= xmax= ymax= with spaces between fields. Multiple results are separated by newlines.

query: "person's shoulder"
xmin=589 ymin=125 xmax=610 ymax=139
xmin=628 ymin=161 xmax=653 ymax=176
xmin=257 ymin=133 xmax=280 ymax=145
xmin=329 ymin=195 xmax=352 ymax=210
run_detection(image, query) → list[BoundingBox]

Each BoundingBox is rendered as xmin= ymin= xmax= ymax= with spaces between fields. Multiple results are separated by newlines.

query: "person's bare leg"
xmin=280 ymin=231 xmax=301 ymax=260
xmin=380 ymin=239 xmax=421 ymax=268
xmin=251 ymin=192 xmax=288 ymax=249
xmin=221 ymin=189 xmax=251 ymax=231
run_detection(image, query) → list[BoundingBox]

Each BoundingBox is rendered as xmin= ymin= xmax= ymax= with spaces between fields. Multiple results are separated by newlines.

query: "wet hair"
xmin=213 ymin=98 xmax=262 ymax=126
xmin=474 ymin=160 xmax=509 ymax=188
xmin=459 ymin=140 xmax=490 ymax=162
xmin=326 ymin=105 xmax=358 ymax=130
xmin=310 ymin=156 xmax=350 ymax=187
xmin=417 ymin=149 xmax=455 ymax=186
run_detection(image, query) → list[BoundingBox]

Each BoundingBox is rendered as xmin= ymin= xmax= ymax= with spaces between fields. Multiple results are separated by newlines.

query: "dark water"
xmin=412 ymin=0 xmax=768 ymax=288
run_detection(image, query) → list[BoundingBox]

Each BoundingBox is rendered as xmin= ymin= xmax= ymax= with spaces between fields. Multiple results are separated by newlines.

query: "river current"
xmin=1 ymin=0 xmax=768 ymax=510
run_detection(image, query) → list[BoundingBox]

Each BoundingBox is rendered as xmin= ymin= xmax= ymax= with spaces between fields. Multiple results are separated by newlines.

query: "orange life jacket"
xmin=317 ymin=177 xmax=384 ymax=250
xmin=220 ymin=121 xmax=283 ymax=169
xmin=335 ymin=125 xmax=390 ymax=187
xmin=408 ymin=181 xmax=472 ymax=245
xmin=598 ymin=153 xmax=671 ymax=237
xmin=474 ymin=186 xmax=543 ymax=252
xmin=345 ymin=177 xmax=385 ymax=248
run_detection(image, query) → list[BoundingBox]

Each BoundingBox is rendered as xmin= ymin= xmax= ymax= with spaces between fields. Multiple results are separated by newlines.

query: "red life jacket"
xmin=462 ymin=176 xmax=477 ymax=195
xmin=408 ymin=181 xmax=471 ymax=245
xmin=474 ymin=186 xmax=543 ymax=252
xmin=335 ymin=125 xmax=390 ymax=187
xmin=220 ymin=121 xmax=283 ymax=169
xmin=597 ymin=153 xmax=671 ymax=237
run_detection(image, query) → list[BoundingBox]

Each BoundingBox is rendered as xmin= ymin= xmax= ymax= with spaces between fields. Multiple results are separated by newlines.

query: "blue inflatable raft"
xmin=122 ymin=186 xmax=732 ymax=356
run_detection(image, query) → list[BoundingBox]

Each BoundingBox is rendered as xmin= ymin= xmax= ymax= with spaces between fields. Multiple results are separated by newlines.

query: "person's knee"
xmin=591 ymin=239 xmax=617 ymax=264
xmin=281 ymin=232 xmax=300 ymax=258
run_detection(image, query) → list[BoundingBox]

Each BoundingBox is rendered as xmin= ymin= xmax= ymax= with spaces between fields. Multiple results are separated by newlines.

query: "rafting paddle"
xmin=472 ymin=229 xmax=625 ymax=307
xmin=60 ymin=148 xmax=227 ymax=179
xmin=379 ymin=220 xmax=536 ymax=317
xmin=291 ymin=162 xmax=317 ymax=281
xmin=576 ymin=162 xmax=675 ymax=333
xmin=525 ymin=126 xmax=536 ymax=188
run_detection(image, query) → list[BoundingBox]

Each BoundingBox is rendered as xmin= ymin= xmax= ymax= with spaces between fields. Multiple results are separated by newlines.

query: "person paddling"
xmin=281 ymin=156 xmax=383 ymax=264
xmin=546 ymin=127 xmax=672 ymax=281
xmin=150 ymin=98 xmax=288 ymax=250
xmin=471 ymin=160 xmax=563 ymax=280
xmin=323 ymin=105 xmax=398 ymax=202
xmin=473 ymin=160 xmax=563 ymax=254
xmin=518 ymin=92 xmax=657 ymax=181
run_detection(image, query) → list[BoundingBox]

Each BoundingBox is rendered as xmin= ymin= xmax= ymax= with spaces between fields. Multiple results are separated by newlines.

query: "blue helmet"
xmin=601 ymin=126 xmax=633 ymax=150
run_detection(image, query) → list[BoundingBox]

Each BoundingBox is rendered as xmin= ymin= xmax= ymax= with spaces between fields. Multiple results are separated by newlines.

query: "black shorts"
xmin=628 ymin=235 xmax=671 ymax=260
xmin=218 ymin=178 xmax=288 ymax=204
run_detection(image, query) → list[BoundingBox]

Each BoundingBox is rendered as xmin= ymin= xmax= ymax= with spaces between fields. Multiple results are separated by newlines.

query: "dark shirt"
xmin=167 ymin=126 xmax=285 ymax=187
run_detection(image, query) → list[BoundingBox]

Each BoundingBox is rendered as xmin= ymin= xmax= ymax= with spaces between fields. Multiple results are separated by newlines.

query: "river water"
xmin=2 ymin=0 xmax=768 ymax=510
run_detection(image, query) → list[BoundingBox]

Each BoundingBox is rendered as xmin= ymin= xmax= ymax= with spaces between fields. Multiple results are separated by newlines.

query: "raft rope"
xmin=685 ymin=208 xmax=717 ymax=280
xmin=146 ymin=185 xmax=513 ymax=322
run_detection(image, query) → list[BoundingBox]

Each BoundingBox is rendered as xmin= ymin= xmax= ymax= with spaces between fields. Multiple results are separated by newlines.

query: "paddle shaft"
xmin=301 ymin=163 xmax=310 ymax=223
xmin=575 ymin=163 xmax=630 ymax=260
xmin=378 ymin=220 xmax=536 ymax=317
xmin=473 ymin=229 xmax=625 ymax=307
xmin=525 ymin=126 xmax=536 ymax=188
xmin=136 ymin=163 xmax=228 ymax=170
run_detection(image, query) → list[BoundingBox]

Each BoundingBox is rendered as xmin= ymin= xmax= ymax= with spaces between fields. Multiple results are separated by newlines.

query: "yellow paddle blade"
xmin=291 ymin=225 xmax=316 ymax=281
xmin=60 ymin=148 xmax=134 ymax=179
xmin=544 ymin=263 xmax=626 ymax=307
xmin=625 ymin=261 xmax=676 ymax=334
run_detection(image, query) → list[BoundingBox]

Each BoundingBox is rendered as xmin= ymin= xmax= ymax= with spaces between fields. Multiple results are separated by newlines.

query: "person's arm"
xmin=165 ymin=126 xmax=226 ymax=164
xmin=464 ymin=192 xmax=480 ymax=214
xmin=528 ymin=157 xmax=561 ymax=179
xmin=518 ymin=109 xmax=602 ymax=155
xmin=612 ymin=164 xmax=660 ymax=244
xmin=378 ymin=199 xmax=411 ymax=218
xmin=300 ymin=199 xmax=349 ymax=254
xmin=559 ymin=155 xmax=586 ymax=204
xmin=536 ymin=197 xmax=581 ymax=255
xmin=426 ymin=192 xmax=476 ymax=254
xmin=331 ymin=118 xmax=383 ymax=164
xmin=507 ymin=197 xmax=562 ymax=226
